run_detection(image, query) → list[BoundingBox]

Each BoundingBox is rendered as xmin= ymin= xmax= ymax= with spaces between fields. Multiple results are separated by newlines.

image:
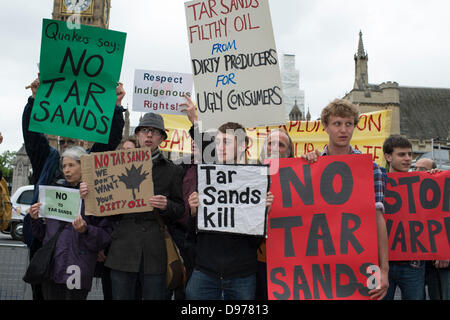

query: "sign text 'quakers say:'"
xmin=197 ymin=164 xmax=269 ymax=236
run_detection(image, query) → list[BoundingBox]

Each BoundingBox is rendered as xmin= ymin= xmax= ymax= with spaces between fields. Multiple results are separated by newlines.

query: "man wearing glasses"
xmin=104 ymin=112 xmax=185 ymax=300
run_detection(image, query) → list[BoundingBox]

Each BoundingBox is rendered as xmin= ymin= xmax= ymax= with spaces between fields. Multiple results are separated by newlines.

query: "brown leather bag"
xmin=155 ymin=213 xmax=186 ymax=290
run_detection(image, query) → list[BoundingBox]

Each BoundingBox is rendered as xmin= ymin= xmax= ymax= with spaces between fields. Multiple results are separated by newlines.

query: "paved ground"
xmin=0 ymin=233 xmax=103 ymax=300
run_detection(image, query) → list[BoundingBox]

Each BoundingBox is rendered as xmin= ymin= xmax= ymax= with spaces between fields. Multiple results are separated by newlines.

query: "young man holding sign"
xmin=182 ymin=96 xmax=273 ymax=300
xmin=304 ymin=99 xmax=389 ymax=300
xmin=382 ymin=135 xmax=426 ymax=300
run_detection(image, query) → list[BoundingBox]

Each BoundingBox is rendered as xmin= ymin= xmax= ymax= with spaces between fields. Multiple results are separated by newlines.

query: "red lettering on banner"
xmin=266 ymin=156 xmax=379 ymax=300
xmin=357 ymin=114 xmax=382 ymax=132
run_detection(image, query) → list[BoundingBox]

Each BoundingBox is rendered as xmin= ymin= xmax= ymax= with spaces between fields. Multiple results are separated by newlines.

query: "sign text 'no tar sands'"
xmin=81 ymin=147 xmax=154 ymax=217
xmin=29 ymin=19 xmax=126 ymax=144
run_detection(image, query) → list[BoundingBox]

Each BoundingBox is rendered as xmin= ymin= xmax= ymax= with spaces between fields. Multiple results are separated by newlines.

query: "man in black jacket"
xmin=181 ymin=96 xmax=273 ymax=300
xmin=104 ymin=112 xmax=185 ymax=300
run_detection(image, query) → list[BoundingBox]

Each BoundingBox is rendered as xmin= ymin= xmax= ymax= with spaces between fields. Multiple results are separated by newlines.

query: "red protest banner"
xmin=266 ymin=155 xmax=379 ymax=300
xmin=385 ymin=171 xmax=450 ymax=261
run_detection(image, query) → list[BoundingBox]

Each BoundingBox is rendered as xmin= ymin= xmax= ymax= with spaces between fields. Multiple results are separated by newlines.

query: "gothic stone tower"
xmin=354 ymin=31 xmax=369 ymax=92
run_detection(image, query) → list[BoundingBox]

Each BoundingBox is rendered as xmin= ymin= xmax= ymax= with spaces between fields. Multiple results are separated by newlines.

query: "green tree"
xmin=0 ymin=150 xmax=16 ymax=182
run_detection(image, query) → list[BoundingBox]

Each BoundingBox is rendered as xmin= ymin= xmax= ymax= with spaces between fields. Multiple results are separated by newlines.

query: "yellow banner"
xmin=160 ymin=109 xmax=392 ymax=167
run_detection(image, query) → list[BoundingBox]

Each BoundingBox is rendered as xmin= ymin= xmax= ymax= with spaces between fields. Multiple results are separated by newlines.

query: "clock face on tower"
xmin=64 ymin=0 xmax=92 ymax=12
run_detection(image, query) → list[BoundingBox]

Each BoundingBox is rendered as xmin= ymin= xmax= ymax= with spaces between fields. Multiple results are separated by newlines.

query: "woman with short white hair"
xmin=29 ymin=146 xmax=113 ymax=300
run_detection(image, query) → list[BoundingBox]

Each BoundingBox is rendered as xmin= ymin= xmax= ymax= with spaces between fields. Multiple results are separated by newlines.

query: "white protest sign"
xmin=133 ymin=69 xmax=194 ymax=114
xmin=197 ymin=164 xmax=268 ymax=236
xmin=38 ymin=186 xmax=82 ymax=223
xmin=185 ymin=0 xmax=285 ymax=131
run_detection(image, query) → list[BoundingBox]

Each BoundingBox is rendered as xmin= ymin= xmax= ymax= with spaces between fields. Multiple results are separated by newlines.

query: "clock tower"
xmin=52 ymin=0 xmax=111 ymax=29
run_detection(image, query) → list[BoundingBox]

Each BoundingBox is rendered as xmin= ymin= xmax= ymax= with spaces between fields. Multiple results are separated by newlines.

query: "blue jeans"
xmin=425 ymin=262 xmax=450 ymax=300
xmin=186 ymin=269 xmax=256 ymax=300
xmin=384 ymin=261 xmax=426 ymax=300
xmin=110 ymin=259 xmax=166 ymax=300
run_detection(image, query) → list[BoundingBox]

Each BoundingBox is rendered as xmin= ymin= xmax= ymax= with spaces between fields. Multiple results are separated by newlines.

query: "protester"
xmin=92 ymin=136 xmax=139 ymax=300
xmin=29 ymin=146 xmax=113 ymax=300
xmin=413 ymin=158 xmax=449 ymax=300
xmin=302 ymin=98 xmax=390 ymax=300
xmin=181 ymin=95 xmax=273 ymax=300
xmin=256 ymin=128 xmax=294 ymax=300
xmin=382 ymin=135 xmax=425 ymax=300
xmin=120 ymin=136 xmax=139 ymax=150
xmin=22 ymin=77 xmax=126 ymax=300
xmin=88 ymin=112 xmax=185 ymax=300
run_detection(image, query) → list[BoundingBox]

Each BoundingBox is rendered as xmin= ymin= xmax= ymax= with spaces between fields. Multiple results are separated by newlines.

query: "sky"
xmin=1 ymin=0 xmax=449 ymax=153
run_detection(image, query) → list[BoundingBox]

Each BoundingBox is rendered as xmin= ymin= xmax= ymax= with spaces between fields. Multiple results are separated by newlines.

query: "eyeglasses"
xmin=58 ymin=139 xmax=76 ymax=145
xmin=139 ymin=127 xmax=162 ymax=136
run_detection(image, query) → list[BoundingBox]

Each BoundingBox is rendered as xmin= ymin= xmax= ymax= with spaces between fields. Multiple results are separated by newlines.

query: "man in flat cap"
xmin=105 ymin=112 xmax=185 ymax=300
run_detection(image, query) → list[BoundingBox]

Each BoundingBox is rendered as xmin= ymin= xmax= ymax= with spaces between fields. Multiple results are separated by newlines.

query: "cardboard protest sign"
xmin=133 ymin=69 xmax=194 ymax=115
xmin=185 ymin=0 xmax=285 ymax=131
xmin=385 ymin=171 xmax=450 ymax=261
xmin=197 ymin=164 xmax=269 ymax=236
xmin=29 ymin=19 xmax=127 ymax=143
xmin=38 ymin=186 xmax=81 ymax=223
xmin=266 ymin=156 xmax=379 ymax=300
xmin=81 ymin=147 xmax=154 ymax=216
xmin=159 ymin=109 xmax=392 ymax=167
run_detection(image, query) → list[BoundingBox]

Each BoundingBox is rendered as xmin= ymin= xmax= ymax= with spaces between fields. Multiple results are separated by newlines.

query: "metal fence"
xmin=0 ymin=243 xmax=104 ymax=300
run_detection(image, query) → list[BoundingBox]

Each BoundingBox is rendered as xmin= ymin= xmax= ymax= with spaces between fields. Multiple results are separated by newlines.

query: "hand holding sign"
xmin=180 ymin=94 xmax=198 ymax=126
xmin=149 ymin=195 xmax=168 ymax=211
xmin=116 ymin=82 xmax=126 ymax=106
xmin=30 ymin=77 xmax=40 ymax=99
xmin=29 ymin=203 xmax=42 ymax=220
xmin=188 ymin=191 xmax=199 ymax=217
xmin=72 ymin=215 xmax=87 ymax=233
